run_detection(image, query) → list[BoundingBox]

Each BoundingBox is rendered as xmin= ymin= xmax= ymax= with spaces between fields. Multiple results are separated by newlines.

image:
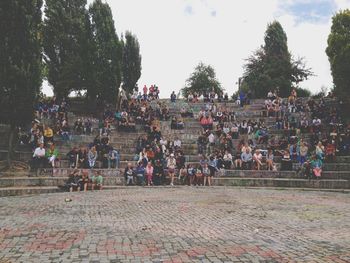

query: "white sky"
xmin=42 ymin=0 xmax=350 ymax=98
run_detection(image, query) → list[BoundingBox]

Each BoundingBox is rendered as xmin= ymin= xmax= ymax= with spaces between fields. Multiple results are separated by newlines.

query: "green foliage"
xmin=182 ymin=62 xmax=223 ymax=97
xmin=243 ymin=21 xmax=313 ymax=98
xmin=326 ymin=9 xmax=350 ymax=100
xmin=89 ymin=0 xmax=122 ymax=104
xmin=122 ymin=31 xmax=142 ymax=95
xmin=0 ymin=0 xmax=43 ymax=126
xmin=81 ymin=11 xmax=98 ymax=103
xmin=295 ymin=87 xmax=311 ymax=98
xmin=43 ymin=0 xmax=88 ymax=99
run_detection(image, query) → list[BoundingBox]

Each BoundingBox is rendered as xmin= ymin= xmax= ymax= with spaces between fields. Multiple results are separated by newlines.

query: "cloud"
xmin=184 ymin=5 xmax=194 ymax=16
xmin=279 ymin=0 xmax=337 ymax=24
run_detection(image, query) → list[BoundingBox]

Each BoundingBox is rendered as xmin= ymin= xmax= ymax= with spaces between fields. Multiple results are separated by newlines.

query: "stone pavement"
xmin=0 ymin=187 xmax=349 ymax=263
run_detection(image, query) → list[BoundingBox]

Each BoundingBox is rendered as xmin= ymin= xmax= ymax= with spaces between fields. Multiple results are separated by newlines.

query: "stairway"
xmin=1 ymin=97 xmax=349 ymax=196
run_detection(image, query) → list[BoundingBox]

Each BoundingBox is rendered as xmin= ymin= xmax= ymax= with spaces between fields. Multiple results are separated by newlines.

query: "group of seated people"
xmin=66 ymin=135 xmax=120 ymax=170
xmin=129 ymin=84 xmax=160 ymax=102
xmin=170 ymin=116 xmax=185 ymax=130
xmin=116 ymin=99 xmax=170 ymax=131
xmin=128 ymin=124 xmax=197 ymax=186
xmin=186 ymin=91 xmax=230 ymax=103
xmin=73 ymin=118 xmax=94 ymax=135
xmin=64 ymin=169 xmax=103 ymax=192
xmin=32 ymin=143 xmax=60 ymax=172
xmin=27 ymin=87 xmax=350 ymax=188
xmin=20 ymin=97 xmax=71 ymax=148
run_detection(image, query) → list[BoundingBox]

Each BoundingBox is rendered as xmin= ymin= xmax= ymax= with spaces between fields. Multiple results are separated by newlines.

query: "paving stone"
xmin=0 ymin=188 xmax=349 ymax=262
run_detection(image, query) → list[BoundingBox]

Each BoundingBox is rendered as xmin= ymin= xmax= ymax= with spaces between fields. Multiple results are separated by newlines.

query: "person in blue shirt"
xmin=135 ymin=162 xmax=145 ymax=186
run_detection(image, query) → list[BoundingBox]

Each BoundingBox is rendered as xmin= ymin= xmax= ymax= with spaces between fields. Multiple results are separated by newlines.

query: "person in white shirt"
xmin=208 ymin=132 xmax=215 ymax=155
xmin=267 ymin=91 xmax=273 ymax=99
xmin=160 ymin=137 xmax=168 ymax=153
xmin=174 ymin=138 xmax=181 ymax=149
xmin=223 ymin=151 xmax=233 ymax=169
xmin=33 ymin=143 xmax=46 ymax=170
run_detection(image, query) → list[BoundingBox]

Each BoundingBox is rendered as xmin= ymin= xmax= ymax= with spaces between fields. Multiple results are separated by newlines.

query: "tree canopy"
xmin=89 ymin=0 xmax=122 ymax=104
xmin=182 ymin=62 xmax=223 ymax=97
xmin=43 ymin=0 xmax=88 ymax=99
xmin=243 ymin=21 xmax=313 ymax=98
xmin=0 ymin=0 xmax=43 ymax=165
xmin=326 ymin=9 xmax=350 ymax=100
xmin=122 ymin=31 xmax=142 ymax=95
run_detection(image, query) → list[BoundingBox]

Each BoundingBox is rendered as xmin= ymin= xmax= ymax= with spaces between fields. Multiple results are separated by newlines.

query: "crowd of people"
xmin=193 ymin=89 xmax=349 ymax=180
xmin=25 ymin=86 xmax=350 ymax=189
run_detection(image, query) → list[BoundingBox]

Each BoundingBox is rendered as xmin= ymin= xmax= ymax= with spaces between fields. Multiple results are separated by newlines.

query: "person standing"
xmin=145 ymin=162 xmax=154 ymax=186
xmin=202 ymin=163 xmax=211 ymax=186
xmin=167 ymin=154 xmax=176 ymax=186
xmin=124 ymin=163 xmax=134 ymax=185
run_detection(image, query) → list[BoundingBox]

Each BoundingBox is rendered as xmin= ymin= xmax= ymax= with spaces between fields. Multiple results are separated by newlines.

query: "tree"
xmin=82 ymin=12 xmax=99 ymax=108
xmin=43 ymin=0 xmax=88 ymax=99
xmin=182 ymin=62 xmax=223 ymax=97
xmin=0 ymin=0 xmax=43 ymax=167
xmin=122 ymin=31 xmax=142 ymax=95
xmin=243 ymin=21 xmax=313 ymax=98
xmin=89 ymin=0 xmax=122 ymax=104
xmin=326 ymin=9 xmax=350 ymax=99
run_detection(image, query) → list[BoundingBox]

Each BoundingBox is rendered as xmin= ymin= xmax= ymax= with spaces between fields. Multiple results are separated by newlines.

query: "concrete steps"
xmin=0 ymin=186 xmax=61 ymax=197
xmin=212 ymin=177 xmax=350 ymax=189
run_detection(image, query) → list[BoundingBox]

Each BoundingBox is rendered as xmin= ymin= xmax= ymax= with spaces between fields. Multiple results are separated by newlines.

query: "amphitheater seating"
xmin=0 ymin=97 xmax=349 ymax=196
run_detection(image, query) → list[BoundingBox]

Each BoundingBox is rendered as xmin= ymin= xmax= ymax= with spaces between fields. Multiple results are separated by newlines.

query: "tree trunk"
xmin=7 ymin=124 xmax=16 ymax=169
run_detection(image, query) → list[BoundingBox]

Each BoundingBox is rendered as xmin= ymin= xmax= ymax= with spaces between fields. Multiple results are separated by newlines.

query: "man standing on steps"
xmin=170 ymin=91 xmax=176 ymax=103
xmin=167 ymin=154 xmax=176 ymax=186
xmin=208 ymin=131 xmax=215 ymax=155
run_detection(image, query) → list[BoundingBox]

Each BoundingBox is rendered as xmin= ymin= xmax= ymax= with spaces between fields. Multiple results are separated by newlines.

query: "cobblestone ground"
xmin=0 ymin=188 xmax=350 ymax=263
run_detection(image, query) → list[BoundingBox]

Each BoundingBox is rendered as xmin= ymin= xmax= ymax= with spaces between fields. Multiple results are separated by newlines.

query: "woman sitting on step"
xmin=310 ymin=154 xmax=323 ymax=178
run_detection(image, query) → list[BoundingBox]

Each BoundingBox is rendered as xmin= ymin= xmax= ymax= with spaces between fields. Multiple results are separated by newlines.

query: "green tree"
xmin=89 ymin=0 xmax=122 ymax=104
xmin=82 ymin=12 xmax=99 ymax=108
xmin=243 ymin=21 xmax=312 ymax=98
xmin=326 ymin=9 xmax=350 ymax=99
xmin=43 ymin=0 xmax=88 ymax=99
xmin=182 ymin=62 xmax=223 ymax=97
xmin=0 ymin=0 xmax=43 ymax=167
xmin=122 ymin=31 xmax=142 ymax=95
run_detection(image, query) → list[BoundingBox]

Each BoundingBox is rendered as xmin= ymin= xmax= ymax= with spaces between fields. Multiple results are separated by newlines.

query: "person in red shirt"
xmin=143 ymin=85 xmax=148 ymax=95
xmin=325 ymin=142 xmax=336 ymax=162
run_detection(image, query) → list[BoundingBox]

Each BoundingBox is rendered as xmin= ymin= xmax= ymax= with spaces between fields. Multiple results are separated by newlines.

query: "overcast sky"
xmin=43 ymin=0 xmax=350 ymax=98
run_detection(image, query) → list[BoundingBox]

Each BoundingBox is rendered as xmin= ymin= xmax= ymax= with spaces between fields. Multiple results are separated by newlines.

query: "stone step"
xmin=1 ymin=177 xmax=348 ymax=197
xmin=0 ymin=176 xmax=123 ymax=188
xmin=0 ymin=186 xmax=60 ymax=197
xmin=211 ymin=178 xmax=350 ymax=189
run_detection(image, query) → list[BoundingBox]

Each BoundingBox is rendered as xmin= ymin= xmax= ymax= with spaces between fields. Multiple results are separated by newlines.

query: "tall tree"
xmin=122 ymin=31 xmax=142 ymax=95
xmin=82 ymin=12 xmax=99 ymax=107
xmin=0 ymin=0 xmax=43 ymax=167
xmin=43 ymin=0 xmax=88 ymax=99
xmin=89 ymin=0 xmax=122 ymax=104
xmin=326 ymin=9 xmax=350 ymax=99
xmin=182 ymin=62 xmax=223 ymax=97
xmin=243 ymin=21 xmax=312 ymax=98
